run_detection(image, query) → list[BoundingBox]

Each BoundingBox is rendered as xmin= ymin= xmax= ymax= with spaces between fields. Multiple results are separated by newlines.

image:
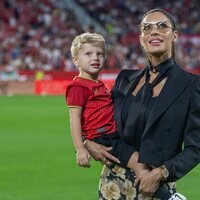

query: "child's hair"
xmin=71 ymin=32 xmax=106 ymax=57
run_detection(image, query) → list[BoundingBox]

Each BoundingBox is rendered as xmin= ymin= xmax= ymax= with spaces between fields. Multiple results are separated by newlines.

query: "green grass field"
xmin=0 ymin=96 xmax=199 ymax=200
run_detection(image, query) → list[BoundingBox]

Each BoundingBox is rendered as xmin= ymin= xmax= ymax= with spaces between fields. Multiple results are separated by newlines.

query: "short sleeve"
xmin=66 ymin=85 xmax=89 ymax=107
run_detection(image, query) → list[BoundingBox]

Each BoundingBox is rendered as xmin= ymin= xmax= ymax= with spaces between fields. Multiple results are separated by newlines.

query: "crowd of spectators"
xmin=0 ymin=0 xmax=82 ymax=81
xmin=76 ymin=0 xmax=200 ymax=71
xmin=0 ymin=0 xmax=199 ymax=81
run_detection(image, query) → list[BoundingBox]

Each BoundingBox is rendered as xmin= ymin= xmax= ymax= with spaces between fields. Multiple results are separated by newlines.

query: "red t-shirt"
xmin=65 ymin=76 xmax=117 ymax=139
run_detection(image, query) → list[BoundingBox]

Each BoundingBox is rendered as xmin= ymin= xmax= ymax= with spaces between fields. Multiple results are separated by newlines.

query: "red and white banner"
xmin=34 ymin=71 xmax=119 ymax=95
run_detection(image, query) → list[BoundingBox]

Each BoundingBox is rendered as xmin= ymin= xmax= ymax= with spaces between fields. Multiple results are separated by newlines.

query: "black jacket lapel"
xmin=123 ymin=68 xmax=146 ymax=95
xmin=114 ymin=68 xmax=145 ymax=135
xmin=143 ymin=64 xmax=192 ymax=136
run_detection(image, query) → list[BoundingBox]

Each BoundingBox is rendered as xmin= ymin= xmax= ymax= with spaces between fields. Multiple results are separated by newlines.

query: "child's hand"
xmin=76 ymin=147 xmax=91 ymax=168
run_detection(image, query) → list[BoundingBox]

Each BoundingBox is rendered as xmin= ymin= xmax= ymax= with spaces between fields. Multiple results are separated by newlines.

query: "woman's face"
xmin=139 ymin=11 xmax=177 ymax=59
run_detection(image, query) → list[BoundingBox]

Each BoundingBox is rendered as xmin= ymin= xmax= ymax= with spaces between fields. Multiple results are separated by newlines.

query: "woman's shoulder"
xmin=112 ymin=69 xmax=140 ymax=94
xmin=173 ymin=63 xmax=200 ymax=83
xmin=181 ymin=68 xmax=200 ymax=83
xmin=179 ymin=68 xmax=200 ymax=93
xmin=117 ymin=69 xmax=139 ymax=80
xmin=192 ymin=73 xmax=200 ymax=88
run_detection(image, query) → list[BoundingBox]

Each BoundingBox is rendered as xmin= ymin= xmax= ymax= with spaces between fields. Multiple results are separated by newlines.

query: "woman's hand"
xmin=84 ymin=140 xmax=120 ymax=165
xmin=137 ymin=167 xmax=163 ymax=196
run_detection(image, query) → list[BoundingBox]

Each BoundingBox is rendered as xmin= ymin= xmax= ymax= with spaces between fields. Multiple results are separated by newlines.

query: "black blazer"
xmin=112 ymin=62 xmax=200 ymax=182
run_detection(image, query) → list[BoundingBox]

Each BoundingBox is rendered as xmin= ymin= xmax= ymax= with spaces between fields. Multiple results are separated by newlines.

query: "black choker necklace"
xmin=149 ymin=59 xmax=174 ymax=74
xmin=150 ymin=66 xmax=159 ymax=74
xmin=148 ymin=58 xmax=174 ymax=75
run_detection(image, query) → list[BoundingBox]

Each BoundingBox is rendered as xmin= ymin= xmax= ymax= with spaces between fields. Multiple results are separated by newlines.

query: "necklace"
xmin=150 ymin=66 xmax=159 ymax=74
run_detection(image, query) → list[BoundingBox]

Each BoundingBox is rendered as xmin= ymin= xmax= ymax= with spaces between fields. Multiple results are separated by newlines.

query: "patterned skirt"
xmin=98 ymin=164 xmax=176 ymax=200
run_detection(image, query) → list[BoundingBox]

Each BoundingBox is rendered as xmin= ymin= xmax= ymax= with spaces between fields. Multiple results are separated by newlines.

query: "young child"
xmin=65 ymin=32 xmax=185 ymax=200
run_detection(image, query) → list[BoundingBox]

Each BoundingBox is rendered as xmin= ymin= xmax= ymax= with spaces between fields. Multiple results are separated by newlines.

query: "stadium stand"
xmin=0 ymin=0 xmax=199 ymax=86
xmin=75 ymin=0 xmax=200 ymax=71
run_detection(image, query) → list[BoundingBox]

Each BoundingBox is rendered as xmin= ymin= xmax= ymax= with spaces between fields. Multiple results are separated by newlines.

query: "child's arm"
xmin=69 ymin=107 xmax=91 ymax=167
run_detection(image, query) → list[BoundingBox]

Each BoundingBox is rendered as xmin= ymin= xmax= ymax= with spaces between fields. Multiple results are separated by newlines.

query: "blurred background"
xmin=0 ymin=0 xmax=200 ymax=95
xmin=0 ymin=1 xmax=199 ymax=200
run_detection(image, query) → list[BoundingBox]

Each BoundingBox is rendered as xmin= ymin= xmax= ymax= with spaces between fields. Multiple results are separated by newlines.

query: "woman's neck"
xmin=148 ymin=53 xmax=172 ymax=67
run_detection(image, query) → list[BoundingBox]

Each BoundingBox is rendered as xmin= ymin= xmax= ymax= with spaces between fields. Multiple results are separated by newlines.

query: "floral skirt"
xmin=98 ymin=164 xmax=176 ymax=200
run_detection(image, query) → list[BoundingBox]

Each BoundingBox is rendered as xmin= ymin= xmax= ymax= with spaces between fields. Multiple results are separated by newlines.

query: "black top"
xmin=122 ymin=87 xmax=157 ymax=150
xmin=121 ymin=58 xmax=174 ymax=149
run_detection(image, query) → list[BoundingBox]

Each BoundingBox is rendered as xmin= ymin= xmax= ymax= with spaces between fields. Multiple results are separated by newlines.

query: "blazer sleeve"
xmin=164 ymin=75 xmax=200 ymax=182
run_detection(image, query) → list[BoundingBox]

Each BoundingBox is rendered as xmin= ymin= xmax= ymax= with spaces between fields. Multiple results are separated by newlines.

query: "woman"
xmin=84 ymin=8 xmax=200 ymax=200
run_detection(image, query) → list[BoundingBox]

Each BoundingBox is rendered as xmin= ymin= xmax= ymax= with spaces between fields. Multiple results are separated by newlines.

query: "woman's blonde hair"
xmin=71 ymin=32 xmax=106 ymax=57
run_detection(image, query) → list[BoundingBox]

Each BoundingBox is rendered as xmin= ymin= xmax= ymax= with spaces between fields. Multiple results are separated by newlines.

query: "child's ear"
xmin=72 ymin=57 xmax=79 ymax=68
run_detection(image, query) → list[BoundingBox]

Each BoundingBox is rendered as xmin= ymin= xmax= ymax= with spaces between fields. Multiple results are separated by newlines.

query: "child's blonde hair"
xmin=71 ymin=32 xmax=106 ymax=57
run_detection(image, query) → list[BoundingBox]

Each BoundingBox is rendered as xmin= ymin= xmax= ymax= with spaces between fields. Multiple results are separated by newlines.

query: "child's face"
xmin=73 ymin=43 xmax=105 ymax=79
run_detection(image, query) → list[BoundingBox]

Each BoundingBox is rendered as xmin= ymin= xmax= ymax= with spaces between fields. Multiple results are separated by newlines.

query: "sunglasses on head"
xmin=139 ymin=20 xmax=174 ymax=35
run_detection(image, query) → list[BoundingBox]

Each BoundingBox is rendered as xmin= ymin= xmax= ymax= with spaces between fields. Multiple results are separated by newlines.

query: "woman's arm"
xmin=85 ymin=139 xmax=150 ymax=177
xmin=164 ymin=76 xmax=200 ymax=182
xmin=84 ymin=139 xmax=120 ymax=165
